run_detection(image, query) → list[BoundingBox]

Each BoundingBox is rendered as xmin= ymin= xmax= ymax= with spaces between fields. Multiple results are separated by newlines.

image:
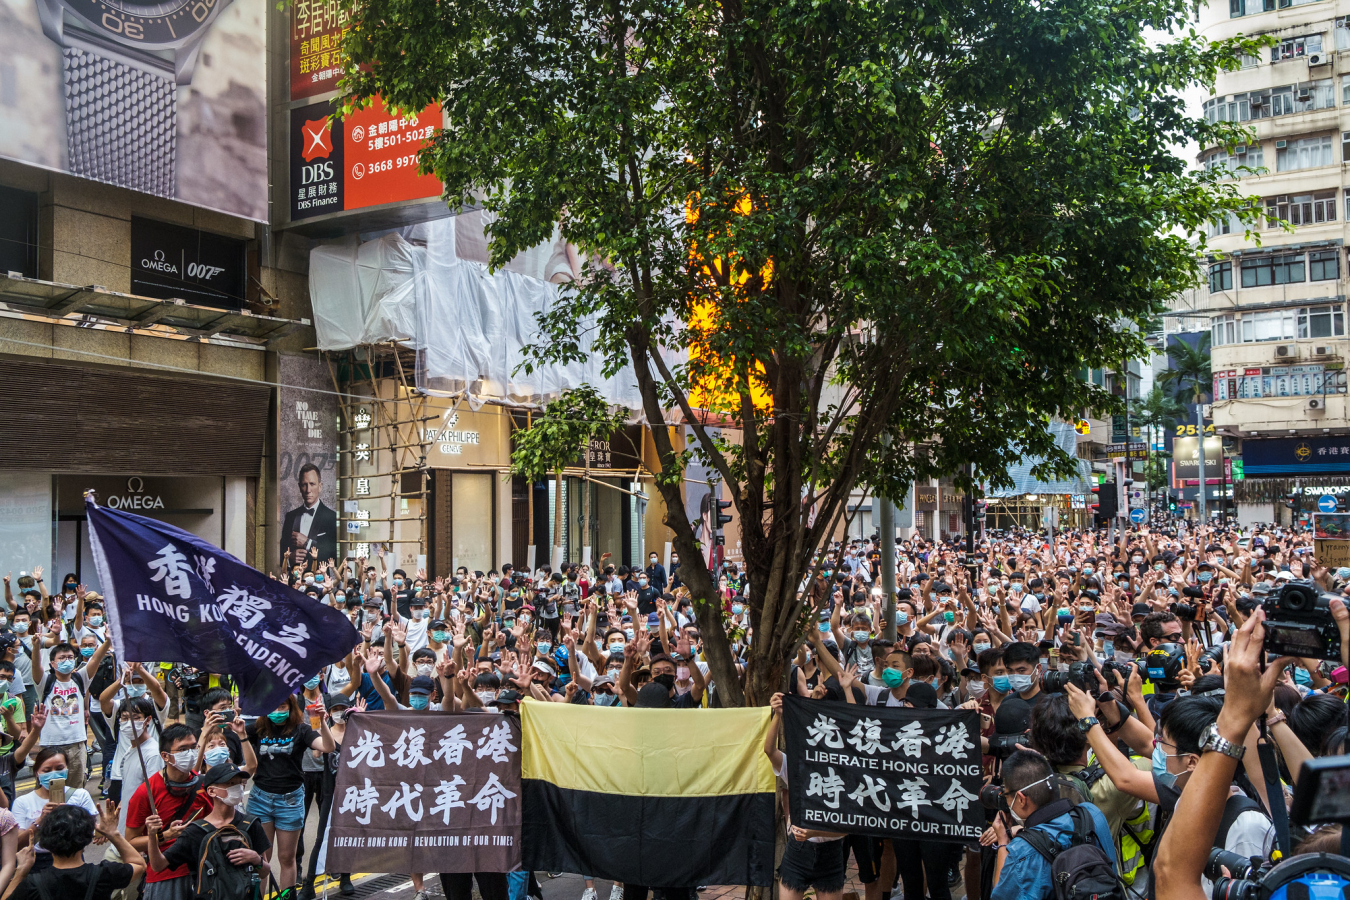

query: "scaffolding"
xmin=325 ymin=343 xmax=432 ymax=571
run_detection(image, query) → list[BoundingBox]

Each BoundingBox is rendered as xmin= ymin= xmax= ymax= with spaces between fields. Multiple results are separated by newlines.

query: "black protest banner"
xmin=782 ymin=695 xmax=982 ymax=843
xmin=326 ymin=711 xmax=522 ymax=873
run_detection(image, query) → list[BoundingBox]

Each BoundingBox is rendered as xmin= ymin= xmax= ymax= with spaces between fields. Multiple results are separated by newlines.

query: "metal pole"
xmin=879 ymin=493 xmax=896 ymax=642
xmin=1196 ymin=405 xmax=1208 ymax=524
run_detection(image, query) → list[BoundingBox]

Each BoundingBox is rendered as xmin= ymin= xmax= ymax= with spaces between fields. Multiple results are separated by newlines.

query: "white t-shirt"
xmin=37 ymin=673 xmax=87 ymax=746
xmin=862 ymin=683 xmax=948 ymax=709
xmin=404 ymin=617 xmax=430 ymax=653
xmin=13 ymin=788 xmax=97 ymax=852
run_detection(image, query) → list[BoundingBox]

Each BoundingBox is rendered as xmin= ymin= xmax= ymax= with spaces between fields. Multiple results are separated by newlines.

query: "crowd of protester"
xmin=0 ymin=519 xmax=1347 ymax=900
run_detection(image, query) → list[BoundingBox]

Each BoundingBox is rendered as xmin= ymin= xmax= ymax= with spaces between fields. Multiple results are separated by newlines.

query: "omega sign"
xmin=105 ymin=477 xmax=165 ymax=511
xmin=130 ymin=217 xmax=246 ymax=311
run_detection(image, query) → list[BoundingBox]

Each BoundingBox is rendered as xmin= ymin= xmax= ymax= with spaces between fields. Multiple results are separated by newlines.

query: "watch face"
xmin=67 ymin=0 xmax=221 ymax=47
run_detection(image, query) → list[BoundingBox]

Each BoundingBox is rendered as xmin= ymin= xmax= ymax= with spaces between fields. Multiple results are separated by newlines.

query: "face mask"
xmin=37 ymin=769 xmax=68 ymax=789
xmin=653 ymin=673 xmax=676 ymax=690
xmin=1083 ymin=567 xmax=1094 ymax=575
xmin=1155 ymin=563 xmax=1165 ymax=572
xmin=1103 ymin=646 xmax=1116 ymax=660
xmin=170 ymin=749 xmax=197 ymax=771
xmin=412 ymin=609 xmax=426 ymax=620
xmin=56 ymin=659 xmax=76 ymax=675
xmin=305 ymin=676 xmax=322 ymax=690
xmin=1152 ymin=743 xmax=1169 ymax=776
xmin=1007 ymin=673 xmax=1035 ymax=693
xmin=1132 ymin=556 xmax=1142 ymax=564
xmin=416 ymin=664 xmax=435 ymax=678
xmin=79 ymin=647 xmax=94 ymax=658
xmin=216 ymin=785 xmax=246 ymax=807
xmin=504 ymin=619 xmax=516 ymax=629
xmin=639 ymin=579 xmax=648 ymax=587
xmin=881 ymin=667 xmax=906 ymax=688
xmin=125 ymin=684 xmax=147 ymax=698
xmin=205 ymin=747 xmax=231 ymax=767
xmin=267 ymin=711 xmax=290 ymax=724
xmin=731 ymin=604 xmax=744 ymax=615
xmin=432 ymin=630 xmax=450 ymax=644
xmin=595 ymin=692 xmax=620 ymax=706
xmin=973 ymin=641 xmax=991 ymax=654
xmin=852 ymin=630 xmax=870 ymax=643
xmin=409 ymin=695 xmax=430 ymax=710
xmin=677 ymin=666 xmax=690 ymax=681
xmin=1198 ymin=572 xmax=1213 ymax=583
xmin=624 ymin=629 xmax=635 ymax=640
xmin=537 ymin=642 xmax=552 ymax=655
xmin=394 ymin=579 xmax=404 ymax=587
xmin=608 ymin=642 xmax=625 ymax=655
xmin=1294 ymin=667 xmax=1312 ymax=686
xmin=671 ymin=557 xmax=679 ymax=564
xmin=968 ymin=680 xmax=987 ymax=698
xmin=931 ymin=677 xmax=943 ymax=691
xmin=943 ymin=611 xmax=955 ymax=624
xmin=12 ymin=623 xmax=26 ymax=635
xmin=896 ymin=612 xmax=909 ymax=626
xmin=991 ymin=674 xmax=1012 ymax=694
xmin=88 ymin=616 xmax=103 ymax=628
xmin=304 ymin=576 xmax=315 ymax=584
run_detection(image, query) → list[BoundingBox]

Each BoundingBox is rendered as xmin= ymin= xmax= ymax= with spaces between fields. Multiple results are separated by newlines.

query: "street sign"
xmin=1318 ymin=494 xmax=1340 ymax=513
xmin=1105 ymin=442 xmax=1147 ymax=460
xmin=1129 ymin=508 xmax=1147 ymax=524
xmin=1074 ymin=419 xmax=1091 ymax=435
xmin=1111 ymin=414 xmax=1128 ymax=443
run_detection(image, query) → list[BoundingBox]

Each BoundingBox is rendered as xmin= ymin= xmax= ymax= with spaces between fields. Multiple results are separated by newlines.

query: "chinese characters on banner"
xmin=289 ymin=97 xmax=443 ymax=222
xmin=782 ymin=696 xmax=983 ymax=843
xmin=84 ymin=499 xmax=359 ymax=715
xmin=328 ymin=712 xmax=523 ymax=874
xmin=291 ymin=0 xmax=350 ymax=100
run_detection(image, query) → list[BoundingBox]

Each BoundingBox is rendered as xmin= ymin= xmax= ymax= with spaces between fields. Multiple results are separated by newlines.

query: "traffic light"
xmin=716 ymin=499 xmax=733 ymax=527
xmin=1169 ymin=500 xmax=1177 ymax=512
xmin=974 ymin=499 xmax=988 ymax=520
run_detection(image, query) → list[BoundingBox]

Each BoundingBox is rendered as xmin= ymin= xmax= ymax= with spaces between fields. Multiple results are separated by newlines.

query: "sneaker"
xmin=609 ymin=884 xmax=625 ymax=900
xmin=582 ymin=889 xmax=599 ymax=900
xmin=414 ymin=891 xmax=429 ymax=900
xmin=339 ymin=875 xmax=356 ymax=896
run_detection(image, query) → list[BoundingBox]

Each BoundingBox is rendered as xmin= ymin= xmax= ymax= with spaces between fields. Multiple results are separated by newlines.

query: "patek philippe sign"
xmin=130 ymin=218 xmax=247 ymax=310
xmin=422 ymin=402 xmax=509 ymax=468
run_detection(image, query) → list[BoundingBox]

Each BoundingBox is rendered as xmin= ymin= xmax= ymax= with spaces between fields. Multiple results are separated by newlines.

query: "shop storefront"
xmin=1235 ymin=436 xmax=1350 ymax=524
xmin=0 ymin=355 xmax=269 ymax=584
xmin=424 ymin=402 xmax=512 ymax=576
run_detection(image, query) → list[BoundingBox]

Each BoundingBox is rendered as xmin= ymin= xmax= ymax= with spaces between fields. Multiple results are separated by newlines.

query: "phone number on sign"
xmin=352 ymin=155 xmax=420 ymax=180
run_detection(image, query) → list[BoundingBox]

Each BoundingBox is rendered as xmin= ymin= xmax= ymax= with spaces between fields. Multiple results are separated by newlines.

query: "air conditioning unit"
xmin=1309 ymin=397 xmax=1325 ymax=410
xmin=1252 ymin=95 xmax=1266 ymax=107
xmin=1313 ymin=345 xmax=1335 ymax=357
xmin=1235 ymin=144 xmax=1248 ymax=155
xmin=1275 ymin=344 xmax=1296 ymax=358
xmin=1309 ymin=53 xmax=1330 ymax=66
xmin=1277 ymin=139 xmax=1288 ymax=149
xmin=1297 ymin=90 xmax=1313 ymax=101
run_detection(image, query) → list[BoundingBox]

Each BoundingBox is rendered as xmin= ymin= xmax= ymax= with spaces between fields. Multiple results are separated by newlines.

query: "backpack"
xmin=1018 ymin=805 xmax=1126 ymax=900
xmin=188 ymin=814 xmax=264 ymax=900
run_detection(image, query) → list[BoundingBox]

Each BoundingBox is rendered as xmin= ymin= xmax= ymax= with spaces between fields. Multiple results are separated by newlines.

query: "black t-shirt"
xmin=162 ymin=813 xmax=271 ymax=872
xmin=13 ymin=862 xmax=134 ymax=900
xmin=393 ymin=588 xmax=414 ymax=619
xmin=246 ymin=721 xmax=322 ymax=794
xmin=634 ymin=587 xmax=660 ymax=616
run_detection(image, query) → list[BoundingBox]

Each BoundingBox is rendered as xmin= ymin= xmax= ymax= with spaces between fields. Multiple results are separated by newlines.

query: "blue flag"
xmin=85 ymin=496 xmax=359 ymax=715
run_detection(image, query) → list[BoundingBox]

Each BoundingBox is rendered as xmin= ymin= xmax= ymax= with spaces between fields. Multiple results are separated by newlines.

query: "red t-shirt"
xmin=125 ymin=772 xmax=214 ymax=882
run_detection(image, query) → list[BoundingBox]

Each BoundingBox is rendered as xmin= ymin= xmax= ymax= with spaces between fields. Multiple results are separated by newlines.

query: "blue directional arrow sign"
xmin=1129 ymin=507 xmax=1147 ymax=524
xmin=1318 ymin=494 xmax=1339 ymax=513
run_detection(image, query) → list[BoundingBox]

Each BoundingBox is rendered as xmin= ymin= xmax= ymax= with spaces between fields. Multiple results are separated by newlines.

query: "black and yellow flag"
xmin=521 ymin=702 xmax=776 ymax=887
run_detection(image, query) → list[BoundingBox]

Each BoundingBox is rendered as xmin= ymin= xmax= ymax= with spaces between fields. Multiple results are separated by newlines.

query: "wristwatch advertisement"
xmin=35 ymin=0 xmax=233 ymax=197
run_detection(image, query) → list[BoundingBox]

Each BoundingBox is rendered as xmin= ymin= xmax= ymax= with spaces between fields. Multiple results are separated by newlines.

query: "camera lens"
xmin=979 ymin=783 xmax=1006 ymax=811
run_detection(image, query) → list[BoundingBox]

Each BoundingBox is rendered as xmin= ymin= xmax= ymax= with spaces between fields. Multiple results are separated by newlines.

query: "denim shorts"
xmin=247 ymin=785 xmax=306 ymax=831
xmin=778 ymin=833 xmax=846 ymax=893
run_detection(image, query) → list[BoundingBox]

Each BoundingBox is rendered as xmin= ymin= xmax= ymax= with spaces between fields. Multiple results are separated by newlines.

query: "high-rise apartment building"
xmin=1197 ymin=0 xmax=1350 ymax=521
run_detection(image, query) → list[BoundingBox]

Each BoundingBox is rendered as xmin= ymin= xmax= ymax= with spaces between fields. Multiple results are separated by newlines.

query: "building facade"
xmin=1198 ymin=0 xmax=1350 ymax=521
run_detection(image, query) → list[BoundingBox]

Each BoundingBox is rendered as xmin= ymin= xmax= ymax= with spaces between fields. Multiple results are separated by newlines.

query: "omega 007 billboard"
xmin=0 ymin=0 xmax=266 ymax=220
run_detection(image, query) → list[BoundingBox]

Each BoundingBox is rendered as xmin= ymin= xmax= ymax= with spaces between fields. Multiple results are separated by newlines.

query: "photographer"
xmin=1153 ymin=609 xmax=1296 ymax=900
xmin=980 ymin=749 xmax=1116 ymax=900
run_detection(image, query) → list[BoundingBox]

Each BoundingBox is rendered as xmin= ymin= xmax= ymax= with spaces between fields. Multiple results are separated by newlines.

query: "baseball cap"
xmin=203 ymin=762 xmax=246 ymax=787
xmin=409 ymin=675 xmax=435 ymax=696
xmin=905 ymin=682 xmax=938 ymax=709
xmin=1130 ymin=602 xmax=1150 ymax=619
xmin=491 ymin=689 xmax=522 ymax=706
xmin=324 ymin=692 xmax=352 ymax=710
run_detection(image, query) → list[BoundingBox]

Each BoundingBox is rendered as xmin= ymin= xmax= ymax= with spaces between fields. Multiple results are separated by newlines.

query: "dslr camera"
xmin=1144 ymin=643 xmax=1186 ymax=687
xmin=1262 ymin=580 xmax=1343 ymax=662
xmin=986 ymin=731 xmax=1028 ymax=760
xmin=1039 ymin=660 xmax=1096 ymax=694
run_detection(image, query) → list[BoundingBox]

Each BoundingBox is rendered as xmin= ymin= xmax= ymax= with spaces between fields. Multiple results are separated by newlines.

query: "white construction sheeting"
xmin=308 ymin=212 xmax=645 ymax=408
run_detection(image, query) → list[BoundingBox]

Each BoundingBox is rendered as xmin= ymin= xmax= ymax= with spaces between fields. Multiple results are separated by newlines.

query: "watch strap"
xmin=62 ymin=47 xmax=177 ymax=196
xmin=1078 ymin=716 xmax=1100 ymax=733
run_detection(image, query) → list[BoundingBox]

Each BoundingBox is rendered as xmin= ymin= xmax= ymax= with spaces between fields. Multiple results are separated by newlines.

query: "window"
xmin=1310 ymin=249 xmax=1340 ymax=281
xmin=0 ymin=187 xmax=38 ymax=279
xmin=1338 ymin=16 xmax=1350 ymax=48
xmin=1204 ymin=95 xmax=1252 ymax=123
xmin=1276 ymin=135 xmax=1334 ymax=171
xmin=1205 ymin=145 xmax=1264 ymax=176
xmin=1269 ymin=86 xmax=1296 ymax=116
xmin=1342 ymin=74 xmax=1350 ymax=105
xmin=1298 ymin=304 xmax=1346 ymax=338
xmin=1209 ymin=212 xmax=1239 ymax=237
xmin=1209 ymin=260 xmax=1233 ymax=292
xmin=1299 ymin=79 xmax=1335 ymax=111
xmin=1266 ymin=192 xmax=1336 ymax=226
xmin=1272 ymin=35 xmax=1324 ymax=60
xmin=1241 ymin=252 xmax=1306 ymax=287
xmin=1241 ymin=309 xmax=1297 ymax=341
xmin=1212 ymin=313 xmax=1238 ymax=345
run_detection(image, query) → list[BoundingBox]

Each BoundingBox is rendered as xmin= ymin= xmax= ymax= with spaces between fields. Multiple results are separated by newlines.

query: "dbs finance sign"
xmin=289 ymin=98 xmax=443 ymax=222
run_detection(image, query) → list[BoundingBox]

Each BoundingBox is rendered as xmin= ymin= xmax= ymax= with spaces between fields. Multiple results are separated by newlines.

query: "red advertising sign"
xmin=291 ymin=0 xmax=350 ymax=100
xmin=343 ymin=97 xmax=443 ymax=211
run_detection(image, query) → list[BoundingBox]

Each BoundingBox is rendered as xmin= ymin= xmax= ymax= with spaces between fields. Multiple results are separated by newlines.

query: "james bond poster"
xmin=782 ymin=696 xmax=983 ymax=843
xmin=0 ymin=0 xmax=266 ymax=220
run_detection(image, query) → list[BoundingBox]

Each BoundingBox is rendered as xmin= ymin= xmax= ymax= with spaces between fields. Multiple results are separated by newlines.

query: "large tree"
xmin=341 ymin=0 xmax=1261 ymax=705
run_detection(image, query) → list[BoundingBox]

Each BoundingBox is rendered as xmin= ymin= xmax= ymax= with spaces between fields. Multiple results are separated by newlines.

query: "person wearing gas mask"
xmin=144 ymin=763 xmax=268 ymax=894
xmin=124 ymin=721 xmax=217 ymax=900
